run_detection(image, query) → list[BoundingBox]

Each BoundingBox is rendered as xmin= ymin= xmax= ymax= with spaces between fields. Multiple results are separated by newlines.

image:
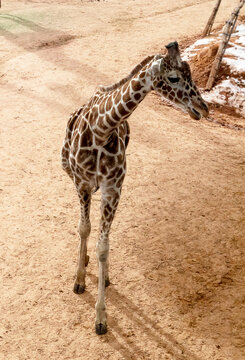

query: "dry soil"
xmin=1 ymin=1 xmax=245 ymax=359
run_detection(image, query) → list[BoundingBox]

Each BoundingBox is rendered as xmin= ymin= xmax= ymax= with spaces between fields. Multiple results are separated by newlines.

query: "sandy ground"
xmin=1 ymin=1 xmax=245 ymax=359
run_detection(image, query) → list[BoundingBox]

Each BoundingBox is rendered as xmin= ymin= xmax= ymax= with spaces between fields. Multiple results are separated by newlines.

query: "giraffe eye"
xmin=168 ymin=77 xmax=180 ymax=83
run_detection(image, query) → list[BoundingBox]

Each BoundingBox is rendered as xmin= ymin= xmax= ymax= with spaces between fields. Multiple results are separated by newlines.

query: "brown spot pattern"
xmin=118 ymin=102 xmax=129 ymax=117
xmin=126 ymin=101 xmax=136 ymax=111
xmin=177 ymin=90 xmax=183 ymax=99
xmin=80 ymin=127 xmax=93 ymax=147
xmin=131 ymin=80 xmax=143 ymax=92
xmin=134 ymin=93 xmax=141 ymax=101
xmin=122 ymin=86 xmax=131 ymax=103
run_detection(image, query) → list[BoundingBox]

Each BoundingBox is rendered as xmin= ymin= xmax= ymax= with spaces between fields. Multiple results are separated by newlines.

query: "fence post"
xmin=202 ymin=0 xmax=222 ymax=37
xmin=206 ymin=0 xmax=245 ymax=90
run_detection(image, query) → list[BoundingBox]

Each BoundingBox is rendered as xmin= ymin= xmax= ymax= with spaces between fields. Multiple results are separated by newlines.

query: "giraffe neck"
xmin=91 ymin=63 xmax=153 ymax=141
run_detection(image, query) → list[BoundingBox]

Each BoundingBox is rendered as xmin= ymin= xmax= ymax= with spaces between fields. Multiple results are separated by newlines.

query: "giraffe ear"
xmin=154 ymin=54 xmax=163 ymax=61
xmin=150 ymin=54 xmax=164 ymax=77
xmin=165 ymin=41 xmax=182 ymax=68
xmin=150 ymin=58 xmax=162 ymax=77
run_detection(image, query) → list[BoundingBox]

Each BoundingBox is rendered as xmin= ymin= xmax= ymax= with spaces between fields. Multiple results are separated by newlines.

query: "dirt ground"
xmin=1 ymin=1 xmax=245 ymax=359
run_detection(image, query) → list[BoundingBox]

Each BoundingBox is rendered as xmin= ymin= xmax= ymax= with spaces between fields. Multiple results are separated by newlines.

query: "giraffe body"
xmin=61 ymin=42 xmax=208 ymax=335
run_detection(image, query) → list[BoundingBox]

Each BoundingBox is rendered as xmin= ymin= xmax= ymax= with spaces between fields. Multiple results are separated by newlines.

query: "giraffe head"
xmin=151 ymin=41 xmax=208 ymax=120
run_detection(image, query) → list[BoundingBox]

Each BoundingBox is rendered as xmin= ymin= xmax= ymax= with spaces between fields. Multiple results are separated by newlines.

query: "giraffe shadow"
xmin=82 ymin=273 xmax=201 ymax=360
xmin=0 ymin=13 xmax=112 ymax=112
xmin=80 ymin=289 xmax=151 ymax=360
xmin=0 ymin=14 xmax=47 ymax=31
xmin=0 ymin=13 xmax=109 ymax=82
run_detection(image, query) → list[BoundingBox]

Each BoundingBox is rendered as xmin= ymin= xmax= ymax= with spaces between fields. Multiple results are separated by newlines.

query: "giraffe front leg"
xmin=95 ymin=188 xmax=121 ymax=335
xmin=95 ymin=237 xmax=109 ymax=335
xmin=105 ymin=258 xmax=110 ymax=287
xmin=73 ymin=189 xmax=91 ymax=294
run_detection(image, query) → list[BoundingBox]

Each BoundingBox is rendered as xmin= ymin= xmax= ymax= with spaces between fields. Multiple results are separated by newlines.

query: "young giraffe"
xmin=61 ymin=41 xmax=208 ymax=335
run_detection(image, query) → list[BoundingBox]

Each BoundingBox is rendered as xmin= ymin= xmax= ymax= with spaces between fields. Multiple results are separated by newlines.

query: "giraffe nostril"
xmin=192 ymin=108 xmax=201 ymax=118
xmin=188 ymin=107 xmax=201 ymax=120
xmin=201 ymin=101 xmax=208 ymax=111
xmin=201 ymin=101 xmax=209 ymax=116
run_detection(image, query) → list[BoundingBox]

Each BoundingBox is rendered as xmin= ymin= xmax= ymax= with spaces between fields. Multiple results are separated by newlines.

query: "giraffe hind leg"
xmin=73 ymin=187 xmax=92 ymax=294
xmin=95 ymin=186 xmax=122 ymax=334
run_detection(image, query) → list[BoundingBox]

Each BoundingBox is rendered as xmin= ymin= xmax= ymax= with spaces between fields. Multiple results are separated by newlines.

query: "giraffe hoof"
xmin=95 ymin=323 xmax=107 ymax=335
xmin=105 ymin=279 xmax=110 ymax=287
xmin=85 ymin=255 xmax=90 ymax=267
xmin=73 ymin=283 xmax=85 ymax=294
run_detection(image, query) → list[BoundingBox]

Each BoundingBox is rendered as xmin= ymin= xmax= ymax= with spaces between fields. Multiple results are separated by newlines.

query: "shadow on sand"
xmin=0 ymin=13 xmax=111 ymax=109
xmin=79 ymin=273 xmax=201 ymax=360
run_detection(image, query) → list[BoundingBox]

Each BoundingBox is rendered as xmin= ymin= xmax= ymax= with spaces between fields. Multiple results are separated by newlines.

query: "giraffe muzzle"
xmin=188 ymin=99 xmax=209 ymax=120
xmin=188 ymin=107 xmax=202 ymax=120
xmin=198 ymin=101 xmax=209 ymax=117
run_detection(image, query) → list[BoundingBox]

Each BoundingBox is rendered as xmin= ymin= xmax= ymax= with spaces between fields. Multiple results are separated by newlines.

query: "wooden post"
xmin=206 ymin=0 xmax=245 ymax=90
xmin=202 ymin=0 xmax=222 ymax=37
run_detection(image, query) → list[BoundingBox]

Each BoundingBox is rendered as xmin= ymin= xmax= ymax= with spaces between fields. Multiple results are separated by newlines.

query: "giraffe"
xmin=61 ymin=41 xmax=208 ymax=335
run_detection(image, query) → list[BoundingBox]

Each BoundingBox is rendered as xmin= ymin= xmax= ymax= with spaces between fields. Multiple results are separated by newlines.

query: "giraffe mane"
xmin=99 ymin=55 xmax=155 ymax=92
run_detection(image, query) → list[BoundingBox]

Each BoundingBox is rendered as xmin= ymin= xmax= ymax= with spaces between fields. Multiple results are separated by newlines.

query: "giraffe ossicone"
xmin=61 ymin=41 xmax=208 ymax=335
